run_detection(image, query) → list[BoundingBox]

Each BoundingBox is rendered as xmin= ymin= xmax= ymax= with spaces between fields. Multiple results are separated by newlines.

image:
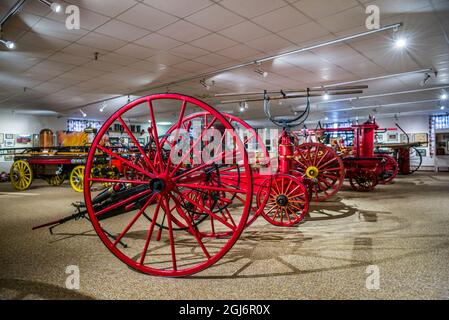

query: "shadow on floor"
xmin=0 ymin=278 xmax=94 ymax=300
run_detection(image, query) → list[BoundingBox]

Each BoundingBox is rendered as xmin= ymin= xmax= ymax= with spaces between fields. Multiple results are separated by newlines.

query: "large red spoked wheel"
xmin=256 ymin=174 xmax=309 ymax=227
xmin=294 ymin=143 xmax=344 ymax=201
xmin=348 ymin=170 xmax=378 ymax=192
xmin=166 ymin=112 xmax=271 ymax=237
xmin=378 ymin=154 xmax=398 ymax=184
xmin=83 ymin=94 xmax=253 ymax=277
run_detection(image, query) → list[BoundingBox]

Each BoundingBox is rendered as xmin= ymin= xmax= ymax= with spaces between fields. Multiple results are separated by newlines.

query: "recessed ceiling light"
xmin=0 ymin=39 xmax=15 ymax=50
xmin=39 ymin=0 xmax=62 ymax=13
xmin=441 ymin=106 xmax=445 ymax=110
xmin=323 ymin=93 xmax=330 ymax=100
xmin=440 ymin=93 xmax=448 ymax=100
xmin=395 ymin=37 xmax=407 ymax=49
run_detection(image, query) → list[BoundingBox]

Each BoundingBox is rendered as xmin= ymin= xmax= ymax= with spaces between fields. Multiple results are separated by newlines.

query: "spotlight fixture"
xmin=99 ymin=102 xmax=107 ymax=113
xmin=254 ymin=63 xmax=268 ymax=78
xmin=254 ymin=68 xmax=268 ymax=78
xmin=440 ymin=93 xmax=448 ymax=100
xmin=0 ymin=39 xmax=15 ymax=50
xmin=394 ymin=37 xmax=407 ymax=49
xmin=239 ymin=101 xmax=248 ymax=113
xmin=420 ymin=73 xmax=431 ymax=87
xmin=80 ymin=109 xmax=87 ymax=118
xmin=324 ymin=116 xmax=329 ymax=121
xmin=323 ymin=92 xmax=330 ymax=100
xmin=39 ymin=0 xmax=62 ymax=13
xmin=441 ymin=106 xmax=445 ymax=110
xmin=200 ymin=79 xmax=211 ymax=90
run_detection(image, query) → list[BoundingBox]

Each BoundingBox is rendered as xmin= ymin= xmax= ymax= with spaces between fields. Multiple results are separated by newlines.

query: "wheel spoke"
xmin=118 ymin=116 xmax=157 ymax=174
xmin=96 ymin=145 xmax=154 ymax=179
xmin=113 ymin=193 xmax=157 ymax=247
xmin=94 ymin=188 xmax=152 ymax=217
xmin=169 ymin=194 xmax=211 ymax=259
xmin=139 ymin=196 xmax=162 ymax=265
xmin=161 ymin=196 xmax=177 ymax=271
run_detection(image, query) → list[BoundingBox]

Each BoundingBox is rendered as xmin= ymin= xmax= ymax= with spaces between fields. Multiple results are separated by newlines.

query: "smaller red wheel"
xmin=294 ymin=143 xmax=345 ymax=202
xmin=257 ymin=174 xmax=309 ymax=227
xmin=348 ymin=170 xmax=378 ymax=192
xmin=378 ymin=154 xmax=398 ymax=184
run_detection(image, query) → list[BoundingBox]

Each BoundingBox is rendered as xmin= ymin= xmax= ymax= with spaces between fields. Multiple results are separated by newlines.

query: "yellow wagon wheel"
xmin=48 ymin=174 xmax=65 ymax=186
xmin=70 ymin=165 xmax=86 ymax=193
xmin=101 ymin=165 xmax=120 ymax=188
xmin=10 ymin=160 xmax=33 ymax=191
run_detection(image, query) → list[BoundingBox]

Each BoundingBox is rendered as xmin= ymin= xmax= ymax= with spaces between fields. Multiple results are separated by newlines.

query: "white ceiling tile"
xmin=252 ymin=5 xmax=311 ymax=32
xmin=317 ymin=6 xmax=367 ymax=33
xmin=76 ymin=8 xmax=111 ymax=31
xmin=18 ymin=31 xmax=71 ymax=51
xmin=142 ymin=0 xmax=212 ymax=18
xmin=135 ymin=33 xmax=183 ymax=50
xmin=31 ymin=18 xmax=87 ymax=42
xmin=278 ymin=21 xmax=330 ymax=45
xmin=193 ymin=53 xmax=234 ymax=66
xmin=77 ymin=32 xmax=127 ymax=51
xmin=47 ymin=52 xmax=91 ymax=66
xmin=82 ymin=60 xmax=122 ymax=72
xmin=68 ymin=0 xmax=138 ymax=17
xmin=293 ymin=0 xmax=359 ymax=19
xmin=172 ymin=60 xmax=211 ymax=72
xmin=363 ymin=0 xmax=432 ymax=15
xmin=95 ymin=20 xmax=150 ymax=42
xmin=115 ymin=44 xmax=158 ymax=59
xmin=170 ymin=44 xmax=209 ymax=59
xmin=98 ymin=53 xmax=139 ymax=66
xmin=116 ymin=3 xmax=179 ymax=31
xmin=216 ymin=44 xmax=264 ymax=60
xmin=190 ymin=33 xmax=238 ymax=51
xmin=221 ymin=0 xmax=286 ymax=18
xmin=7 ymin=12 xmax=41 ymax=30
xmin=246 ymin=34 xmax=296 ymax=54
xmin=185 ymin=4 xmax=245 ymax=31
xmin=146 ymin=53 xmax=188 ymax=66
xmin=33 ymin=81 xmax=68 ymax=94
xmin=158 ymin=20 xmax=211 ymax=42
xmin=218 ymin=21 xmax=271 ymax=42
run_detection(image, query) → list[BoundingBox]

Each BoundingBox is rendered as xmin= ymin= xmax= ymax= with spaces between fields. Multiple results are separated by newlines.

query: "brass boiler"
xmin=39 ymin=129 xmax=54 ymax=148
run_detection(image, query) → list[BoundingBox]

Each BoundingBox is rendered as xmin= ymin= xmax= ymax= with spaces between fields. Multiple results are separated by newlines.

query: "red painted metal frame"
xmin=84 ymin=93 xmax=253 ymax=277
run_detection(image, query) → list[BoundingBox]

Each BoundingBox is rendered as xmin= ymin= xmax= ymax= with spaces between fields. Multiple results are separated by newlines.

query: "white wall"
xmin=0 ymin=111 xmax=438 ymax=172
xmin=0 ymin=111 xmax=171 ymax=172
xmin=375 ymin=115 xmax=433 ymax=170
xmin=0 ymin=111 xmax=69 ymax=172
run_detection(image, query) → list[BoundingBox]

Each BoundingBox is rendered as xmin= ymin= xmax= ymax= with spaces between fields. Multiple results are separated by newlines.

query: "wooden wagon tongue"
xmin=217 ymin=85 xmax=368 ymax=104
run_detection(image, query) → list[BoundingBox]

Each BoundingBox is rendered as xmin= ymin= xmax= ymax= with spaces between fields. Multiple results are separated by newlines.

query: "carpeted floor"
xmin=0 ymin=172 xmax=448 ymax=300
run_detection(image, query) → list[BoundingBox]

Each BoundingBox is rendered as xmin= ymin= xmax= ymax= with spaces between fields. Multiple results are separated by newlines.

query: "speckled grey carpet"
xmin=0 ymin=172 xmax=448 ymax=300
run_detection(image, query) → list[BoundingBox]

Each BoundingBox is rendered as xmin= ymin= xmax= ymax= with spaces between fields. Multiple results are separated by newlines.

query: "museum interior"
xmin=0 ymin=0 xmax=448 ymax=300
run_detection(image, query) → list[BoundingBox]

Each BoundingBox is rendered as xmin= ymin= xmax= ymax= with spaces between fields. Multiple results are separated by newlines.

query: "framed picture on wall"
xmin=5 ymin=134 xmax=13 ymax=140
xmin=400 ymin=134 xmax=409 ymax=143
xmin=413 ymin=133 xmax=428 ymax=147
xmin=376 ymin=133 xmax=384 ymax=143
xmin=415 ymin=148 xmax=427 ymax=157
xmin=387 ymin=133 xmax=399 ymax=142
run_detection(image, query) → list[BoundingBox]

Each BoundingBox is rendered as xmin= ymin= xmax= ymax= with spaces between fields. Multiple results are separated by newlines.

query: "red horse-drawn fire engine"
xmin=34 ymin=88 xmax=370 ymax=276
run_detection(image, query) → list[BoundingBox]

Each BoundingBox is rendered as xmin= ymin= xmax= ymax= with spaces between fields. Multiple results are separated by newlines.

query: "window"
xmin=430 ymin=115 xmax=449 ymax=156
xmin=67 ymin=119 xmax=102 ymax=132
